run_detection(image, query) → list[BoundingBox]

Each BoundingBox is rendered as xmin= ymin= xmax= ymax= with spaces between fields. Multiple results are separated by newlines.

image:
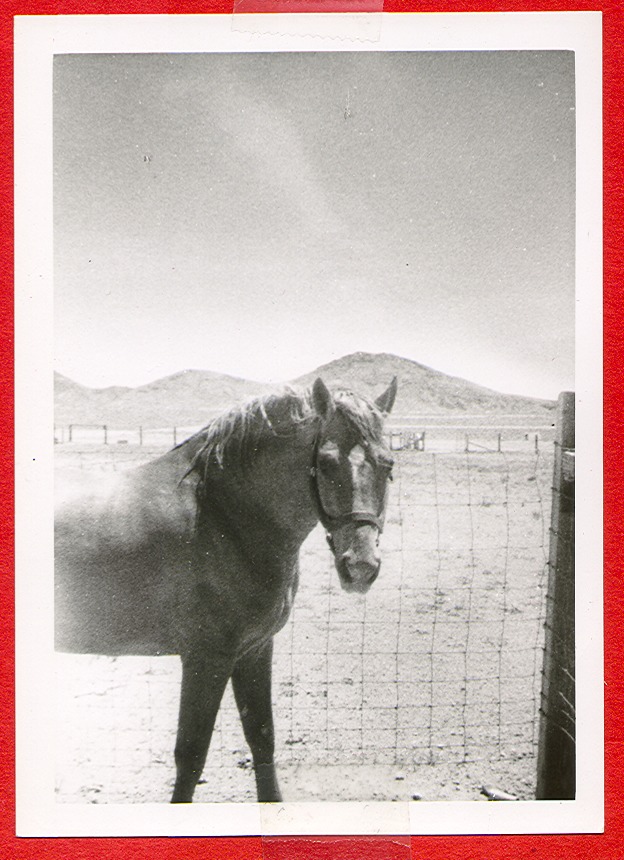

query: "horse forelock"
xmin=333 ymin=390 xmax=385 ymax=447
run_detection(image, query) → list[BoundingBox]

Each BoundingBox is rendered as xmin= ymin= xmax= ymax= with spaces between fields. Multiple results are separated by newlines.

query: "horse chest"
xmin=235 ymin=560 xmax=299 ymax=655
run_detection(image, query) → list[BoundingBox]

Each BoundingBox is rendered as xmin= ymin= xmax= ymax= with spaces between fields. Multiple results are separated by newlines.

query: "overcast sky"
xmin=54 ymin=50 xmax=575 ymax=399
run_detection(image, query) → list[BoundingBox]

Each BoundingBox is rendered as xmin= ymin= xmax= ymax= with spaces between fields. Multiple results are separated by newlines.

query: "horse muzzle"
xmin=337 ymin=555 xmax=381 ymax=593
xmin=324 ymin=514 xmax=385 ymax=594
xmin=334 ymin=527 xmax=382 ymax=593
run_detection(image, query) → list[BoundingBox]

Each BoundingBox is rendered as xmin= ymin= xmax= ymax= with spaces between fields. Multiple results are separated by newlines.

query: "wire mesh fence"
xmin=271 ymin=447 xmax=551 ymax=769
xmin=54 ymin=436 xmax=553 ymax=802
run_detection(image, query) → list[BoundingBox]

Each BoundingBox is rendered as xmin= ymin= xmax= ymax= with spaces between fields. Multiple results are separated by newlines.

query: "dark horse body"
xmin=55 ymin=377 xmax=397 ymax=803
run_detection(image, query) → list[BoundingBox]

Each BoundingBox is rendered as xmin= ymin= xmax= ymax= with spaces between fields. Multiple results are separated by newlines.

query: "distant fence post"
xmin=65 ymin=423 xmax=108 ymax=444
xmin=536 ymin=391 xmax=575 ymax=799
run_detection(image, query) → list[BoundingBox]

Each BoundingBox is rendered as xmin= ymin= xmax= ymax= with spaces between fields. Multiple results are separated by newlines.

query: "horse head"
xmin=310 ymin=376 xmax=397 ymax=594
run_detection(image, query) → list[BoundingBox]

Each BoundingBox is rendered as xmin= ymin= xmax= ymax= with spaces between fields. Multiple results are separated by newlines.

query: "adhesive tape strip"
xmin=230 ymin=7 xmax=384 ymax=43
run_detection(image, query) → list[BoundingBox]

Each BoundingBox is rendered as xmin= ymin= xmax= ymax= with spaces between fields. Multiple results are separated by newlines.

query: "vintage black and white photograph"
xmin=15 ymin=13 xmax=602 ymax=837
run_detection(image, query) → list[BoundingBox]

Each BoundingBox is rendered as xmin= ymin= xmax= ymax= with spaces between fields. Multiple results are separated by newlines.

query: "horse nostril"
xmin=341 ymin=548 xmax=354 ymax=566
xmin=339 ymin=557 xmax=353 ymax=583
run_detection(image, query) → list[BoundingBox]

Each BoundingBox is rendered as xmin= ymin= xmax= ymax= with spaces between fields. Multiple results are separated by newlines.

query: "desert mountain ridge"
xmin=55 ymin=352 xmax=556 ymax=428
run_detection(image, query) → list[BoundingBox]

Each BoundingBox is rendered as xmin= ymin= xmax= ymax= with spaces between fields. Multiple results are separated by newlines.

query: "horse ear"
xmin=312 ymin=377 xmax=334 ymax=420
xmin=375 ymin=377 xmax=398 ymax=415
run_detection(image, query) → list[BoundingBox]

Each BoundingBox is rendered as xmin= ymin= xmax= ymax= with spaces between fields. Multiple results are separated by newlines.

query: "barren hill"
xmin=54 ymin=353 xmax=556 ymax=428
xmin=294 ymin=352 xmax=555 ymax=417
xmin=54 ymin=369 xmax=273 ymax=428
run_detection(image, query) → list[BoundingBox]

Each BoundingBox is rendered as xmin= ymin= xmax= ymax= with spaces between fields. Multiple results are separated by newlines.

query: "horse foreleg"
xmin=232 ymin=639 xmax=282 ymax=802
xmin=171 ymin=652 xmax=233 ymax=803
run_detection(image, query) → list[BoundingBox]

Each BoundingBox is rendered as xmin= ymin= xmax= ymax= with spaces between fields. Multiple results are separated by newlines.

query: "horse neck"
xmin=211 ymin=432 xmax=319 ymax=550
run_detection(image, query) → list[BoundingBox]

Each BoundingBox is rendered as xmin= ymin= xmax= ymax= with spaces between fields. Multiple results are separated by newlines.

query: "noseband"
xmin=309 ymin=434 xmax=387 ymax=551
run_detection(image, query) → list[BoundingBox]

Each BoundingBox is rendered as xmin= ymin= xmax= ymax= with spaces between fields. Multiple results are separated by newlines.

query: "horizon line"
xmin=54 ymin=350 xmax=561 ymax=404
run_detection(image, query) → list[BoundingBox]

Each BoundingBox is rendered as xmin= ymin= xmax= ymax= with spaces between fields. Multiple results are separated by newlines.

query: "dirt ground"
xmin=54 ymin=439 xmax=553 ymax=804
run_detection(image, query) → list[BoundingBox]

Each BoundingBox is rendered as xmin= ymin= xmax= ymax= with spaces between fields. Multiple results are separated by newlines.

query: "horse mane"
xmin=189 ymin=387 xmax=313 ymax=472
xmin=184 ymin=384 xmax=385 ymax=480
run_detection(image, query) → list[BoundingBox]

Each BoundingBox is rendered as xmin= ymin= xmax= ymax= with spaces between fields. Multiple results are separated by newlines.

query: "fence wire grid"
xmin=55 ymin=440 xmax=553 ymax=803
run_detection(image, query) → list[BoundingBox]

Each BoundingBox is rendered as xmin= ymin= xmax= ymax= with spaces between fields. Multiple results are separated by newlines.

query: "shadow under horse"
xmin=55 ymin=377 xmax=397 ymax=803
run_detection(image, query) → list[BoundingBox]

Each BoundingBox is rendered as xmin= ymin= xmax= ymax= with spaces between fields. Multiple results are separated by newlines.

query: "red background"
xmin=2 ymin=2 xmax=621 ymax=857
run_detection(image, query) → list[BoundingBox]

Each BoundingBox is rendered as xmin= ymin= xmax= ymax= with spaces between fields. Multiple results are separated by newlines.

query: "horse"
xmin=55 ymin=376 xmax=397 ymax=803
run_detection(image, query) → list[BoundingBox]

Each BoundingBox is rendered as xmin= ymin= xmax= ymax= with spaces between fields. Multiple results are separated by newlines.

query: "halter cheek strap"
xmin=308 ymin=463 xmax=387 ymax=546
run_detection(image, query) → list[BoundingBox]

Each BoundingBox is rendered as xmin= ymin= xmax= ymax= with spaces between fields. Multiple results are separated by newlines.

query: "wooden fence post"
xmin=536 ymin=391 xmax=575 ymax=799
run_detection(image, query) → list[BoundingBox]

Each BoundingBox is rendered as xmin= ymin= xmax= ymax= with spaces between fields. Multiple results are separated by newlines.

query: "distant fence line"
xmin=55 ymin=424 xmax=197 ymax=448
xmin=55 ymin=422 xmax=554 ymax=455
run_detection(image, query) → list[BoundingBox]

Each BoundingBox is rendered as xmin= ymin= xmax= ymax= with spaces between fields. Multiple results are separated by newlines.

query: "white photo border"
xmin=14 ymin=11 xmax=603 ymax=837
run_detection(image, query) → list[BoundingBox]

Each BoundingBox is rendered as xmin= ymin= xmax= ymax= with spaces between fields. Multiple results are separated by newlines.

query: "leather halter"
xmin=309 ymin=432 xmax=387 ymax=550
